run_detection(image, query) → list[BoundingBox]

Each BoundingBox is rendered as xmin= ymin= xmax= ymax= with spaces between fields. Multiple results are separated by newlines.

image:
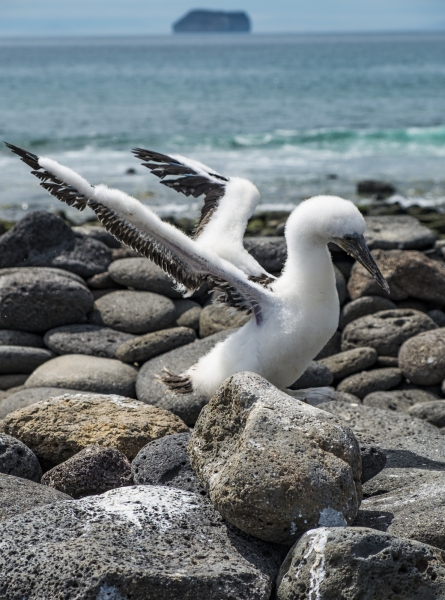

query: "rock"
xmin=357 ymin=179 xmax=397 ymax=197
xmin=136 ymin=331 xmax=230 ymax=425
xmin=0 ymin=386 xmax=81 ymax=419
xmin=398 ymin=297 xmax=429 ymax=312
xmin=364 ymin=215 xmax=436 ymax=250
xmin=174 ymin=9 xmax=251 ymax=33
xmin=409 ymin=400 xmax=445 ymax=428
xmin=334 ymin=265 xmax=347 ymax=305
xmin=319 ymin=347 xmax=378 ymax=380
xmin=360 ymin=444 xmax=386 ymax=483
xmin=348 ymin=249 xmax=445 ymax=302
xmin=132 ymin=432 xmax=205 ymax=495
xmin=0 ymin=211 xmax=111 ymax=277
xmin=174 ymin=298 xmax=201 ymax=330
xmin=0 ymin=433 xmax=42 ymax=482
xmin=314 ymin=330 xmax=342 ymax=359
xmin=0 ymin=473 xmax=71 ymax=522
xmin=376 ymin=355 xmax=399 ymax=367
xmin=43 ymin=324 xmax=135 ymax=359
xmin=89 ymin=290 xmax=176 ymax=334
xmin=111 ymin=246 xmax=141 ymax=260
xmin=0 ymin=268 xmax=94 ymax=333
xmin=333 ymin=391 xmax=361 ymax=403
xmin=199 ymin=303 xmax=250 ymax=337
xmin=363 ymin=467 xmax=445 ymax=498
xmin=399 ymin=329 xmax=445 ymax=386
xmin=0 ymin=374 xmax=28 ymax=391
xmin=25 ymin=355 xmax=138 ymax=397
xmin=276 ymin=527 xmax=445 ymax=600
xmin=243 ymin=236 xmax=287 ymax=272
xmin=341 ymin=309 xmax=436 ymax=356
xmin=429 ymin=309 xmax=445 ymax=327
xmin=339 ymin=295 xmax=397 ymax=329
xmin=109 ymin=258 xmax=182 ymax=298
xmin=86 ymin=271 xmax=124 ymax=289
xmin=0 ymin=394 xmax=188 ymax=469
xmin=91 ymin=288 xmax=121 ymax=300
xmin=289 ymin=360 xmax=334 ymax=389
xmin=41 ymin=446 xmax=132 ymax=498
xmin=0 ymin=329 xmax=44 ymax=348
xmin=73 ymin=225 xmax=121 ymax=248
xmin=0 ymin=346 xmax=54 ymax=374
xmin=337 ymin=368 xmax=402 ymax=399
xmin=189 ymin=372 xmax=361 ymax=544
xmin=363 ymin=389 xmax=440 ymax=413
xmin=116 ymin=327 xmax=196 ymax=364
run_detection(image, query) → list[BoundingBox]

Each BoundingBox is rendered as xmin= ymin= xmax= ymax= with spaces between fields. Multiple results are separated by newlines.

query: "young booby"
xmin=6 ymin=143 xmax=389 ymax=399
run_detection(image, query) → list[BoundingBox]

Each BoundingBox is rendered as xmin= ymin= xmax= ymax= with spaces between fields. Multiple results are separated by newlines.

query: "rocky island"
xmin=173 ymin=10 xmax=251 ymax=33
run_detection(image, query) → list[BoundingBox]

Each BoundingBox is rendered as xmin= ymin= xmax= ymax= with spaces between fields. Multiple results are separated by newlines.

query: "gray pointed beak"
xmin=333 ymin=234 xmax=390 ymax=294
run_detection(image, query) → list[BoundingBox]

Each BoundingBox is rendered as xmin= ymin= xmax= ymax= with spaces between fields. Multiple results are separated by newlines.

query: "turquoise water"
xmin=0 ymin=32 xmax=444 ymax=222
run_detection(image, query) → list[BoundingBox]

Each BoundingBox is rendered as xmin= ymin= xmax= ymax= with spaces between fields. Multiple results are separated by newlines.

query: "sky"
xmin=1 ymin=0 xmax=444 ymax=37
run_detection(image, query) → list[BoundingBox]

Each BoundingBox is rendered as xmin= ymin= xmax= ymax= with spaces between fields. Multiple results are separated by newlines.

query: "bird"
xmin=6 ymin=142 xmax=389 ymax=400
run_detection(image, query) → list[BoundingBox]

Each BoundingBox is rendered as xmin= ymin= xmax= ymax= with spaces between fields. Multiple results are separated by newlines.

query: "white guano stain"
xmin=318 ymin=506 xmax=347 ymax=527
xmin=96 ymin=583 xmax=128 ymax=600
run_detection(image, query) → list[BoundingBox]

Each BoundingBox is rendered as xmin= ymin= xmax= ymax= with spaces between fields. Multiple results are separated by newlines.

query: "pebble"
xmin=109 ymin=257 xmax=183 ymax=298
xmin=199 ymin=303 xmax=250 ymax=337
xmin=25 ymin=354 xmax=138 ymax=397
xmin=338 ymin=294 xmax=396 ymax=329
xmin=319 ymin=347 xmax=378 ymax=380
xmin=0 ymin=386 xmax=81 ymax=419
xmin=363 ymin=389 xmax=439 ymax=413
xmin=0 ymin=346 xmax=55 ymax=374
xmin=243 ymin=236 xmax=287 ymax=272
xmin=0 ymin=433 xmax=42 ymax=482
xmin=409 ymin=400 xmax=445 ymax=428
xmin=364 ymin=215 xmax=436 ymax=250
xmin=0 ymin=393 xmax=188 ymax=470
xmin=0 ymin=329 xmax=44 ymax=348
xmin=89 ymin=290 xmax=176 ymax=334
xmin=189 ymin=372 xmax=361 ymax=544
xmin=116 ymin=326 xmax=196 ymax=364
xmin=0 ymin=374 xmax=28 ymax=391
xmin=399 ymin=328 xmax=445 ymax=386
xmin=41 ymin=445 xmax=132 ymax=498
xmin=174 ymin=298 xmax=201 ymax=331
xmin=290 ymin=360 xmax=334 ymax=389
xmin=0 ymin=268 xmax=94 ymax=333
xmin=43 ymin=324 xmax=135 ymax=359
xmin=336 ymin=367 xmax=402 ymax=399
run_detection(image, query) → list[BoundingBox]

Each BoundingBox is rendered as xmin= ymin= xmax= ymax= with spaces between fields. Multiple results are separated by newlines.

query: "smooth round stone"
xmin=339 ymin=295 xmax=396 ymax=329
xmin=73 ymin=226 xmax=121 ymax=248
xmin=0 ymin=330 xmax=44 ymax=348
xmin=0 ymin=387 xmax=82 ymax=420
xmin=319 ymin=347 xmax=378 ymax=380
xmin=363 ymin=389 xmax=439 ymax=413
xmin=116 ymin=327 xmax=196 ymax=364
xmin=336 ymin=368 xmax=402 ymax=399
xmin=25 ymin=355 xmax=138 ymax=398
xmin=44 ymin=324 xmax=135 ymax=359
xmin=109 ymin=258 xmax=182 ymax=298
xmin=0 ymin=374 xmax=28 ymax=391
xmin=376 ymin=356 xmax=399 ymax=367
xmin=174 ymin=299 xmax=201 ymax=331
xmin=0 ymin=269 xmax=94 ymax=333
xmin=0 ymin=346 xmax=55 ymax=375
xmin=86 ymin=272 xmax=124 ymax=290
xmin=243 ymin=237 xmax=287 ymax=272
xmin=199 ymin=304 xmax=250 ymax=338
xmin=409 ymin=400 xmax=445 ymax=428
xmin=89 ymin=290 xmax=176 ymax=334
xmin=290 ymin=360 xmax=333 ymax=389
xmin=364 ymin=215 xmax=437 ymax=250
xmin=0 ymin=433 xmax=42 ymax=482
xmin=399 ymin=329 xmax=445 ymax=386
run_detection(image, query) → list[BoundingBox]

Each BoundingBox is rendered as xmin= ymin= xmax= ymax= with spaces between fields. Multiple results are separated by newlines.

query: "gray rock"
xmin=376 ymin=355 xmax=399 ymax=367
xmin=0 ymin=346 xmax=54 ymax=374
xmin=363 ymin=389 xmax=440 ymax=413
xmin=44 ymin=324 xmax=135 ymax=359
xmin=73 ymin=225 xmax=121 ymax=248
xmin=290 ymin=360 xmax=334 ymax=389
xmin=364 ymin=215 xmax=436 ymax=250
xmin=243 ymin=236 xmax=287 ymax=272
xmin=0 ymin=329 xmax=44 ymax=348
xmin=0 ymin=211 xmax=111 ymax=278
xmin=116 ymin=327 xmax=196 ymax=364
xmin=199 ymin=303 xmax=250 ymax=337
xmin=109 ymin=258 xmax=182 ymax=298
xmin=337 ymin=368 xmax=402 ymax=399
xmin=132 ymin=432 xmax=205 ymax=495
xmin=189 ymin=372 xmax=361 ymax=544
xmin=89 ymin=290 xmax=176 ymax=334
xmin=409 ymin=400 xmax=445 ymax=428
xmin=25 ymin=355 xmax=138 ymax=397
xmin=363 ymin=467 xmax=445 ymax=499
xmin=41 ymin=445 xmax=132 ymax=498
xmin=358 ymin=179 xmax=397 ymax=197
xmin=136 ymin=331 xmax=230 ymax=425
xmin=86 ymin=271 xmax=124 ymax=290
xmin=339 ymin=295 xmax=397 ymax=329
xmin=174 ymin=298 xmax=201 ymax=331
xmin=334 ymin=265 xmax=347 ymax=305
xmin=341 ymin=309 xmax=436 ymax=356
xmin=314 ymin=330 xmax=342 ymax=360
xmin=319 ymin=347 xmax=378 ymax=380
xmin=0 ymin=265 xmax=85 ymax=285
xmin=360 ymin=444 xmax=386 ymax=484
xmin=0 ymin=433 xmax=42 ymax=482
xmin=333 ymin=391 xmax=361 ymax=403
xmin=0 ymin=268 xmax=94 ymax=333
xmin=429 ymin=309 xmax=445 ymax=327
xmin=0 ymin=387 xmax=82 ymax=419
xmin=276 ymin=527 xmax=445 ymax=600
xmin=0 ymin=374 xmax=28 ymax=391
xmin=399 ymin=328 xmax=445 ymax=386
xmin=398 ymin=297 xmax=429 ymax=312
xmin=0 ymin=485 xmax=281 ymax=599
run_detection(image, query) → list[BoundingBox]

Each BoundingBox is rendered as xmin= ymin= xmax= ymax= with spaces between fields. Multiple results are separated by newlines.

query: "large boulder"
xmin=0 ymin=346 xmax=54 ymax=374
xmin=43 ymin=324 xmax=135 ymax=359
xmin=108 ymin=257 xmax=182 ymax=298
xmin=116 ymin=326 xmax=196 ymax=364
xmin=0 ymin=433 xmax=42 ymax=482
xmin=189 ymin=372 xmax=362 ymax=544
xmin=399 ymin=329 xmax=445 ymax=386
xmin=364 ymin=215 xmax=436 ymax=250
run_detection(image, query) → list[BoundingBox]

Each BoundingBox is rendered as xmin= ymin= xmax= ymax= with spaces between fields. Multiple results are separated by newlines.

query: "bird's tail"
xmin=156 ymin=368 xmax=194 ymax=395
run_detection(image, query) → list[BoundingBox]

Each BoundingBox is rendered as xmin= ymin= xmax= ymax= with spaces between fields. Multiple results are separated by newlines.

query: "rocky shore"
xmin=1 ymin=207 xmax=445 ymax=597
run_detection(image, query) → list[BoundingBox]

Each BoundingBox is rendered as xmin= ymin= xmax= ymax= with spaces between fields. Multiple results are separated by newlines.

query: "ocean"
xmin=0 ymin=32 xmax=444 ymax=223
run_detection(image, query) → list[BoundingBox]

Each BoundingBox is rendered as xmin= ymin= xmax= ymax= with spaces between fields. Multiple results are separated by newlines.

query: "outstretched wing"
xmin=6 ymin=144 xmax=274 ymax=324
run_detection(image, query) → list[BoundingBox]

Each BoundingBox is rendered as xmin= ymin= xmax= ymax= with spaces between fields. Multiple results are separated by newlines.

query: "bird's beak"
xmin=333 ymin=234 xmax=390 ymax=294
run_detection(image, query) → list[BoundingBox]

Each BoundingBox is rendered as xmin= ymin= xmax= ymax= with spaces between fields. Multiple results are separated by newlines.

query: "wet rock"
xmin=409 ymin=400 xmax=445 ymax=428
xmin=199 ymin=303 xmax=250 ymax=337
xmin=0 ymin=485 xmax=281 ymax=600
xmin=276 ymin=527 xmax=445 ymax=600
xmin=89 ymin=290 xmax=176 ymax=334
xmin=319 ymin=347 xmax=377 ymax=380
xmin=0 ymin=346 xmax=54 ymax=374
xmin=0 ymin=433 xmax=42 ymax=482
xmin=136 ymin=331 xmax=230 ymax=425
xmin=0 ymin=374 xmax=28 ymax=391
xmin=337 ymin=368 xmax=402 ymax=399
xmin=360 ymin=444 xmax=386 ymax=484
xmin=339 ymin=295 xmax=397 ymax=329
xmin=25 ymin=354 xmax=138 ymax=397
xmin=0 ymin=211 xmax=111 ymax=277
xmin=290 ymin=360 xmax=334 ymax=389
xmin=399 ymin=328 xmax=445 ymax=386
xmin=43 ymin=324 xmax=135 ymax=359
xmin=314 ymin=330 xmax=342 ymax=360
xmin=357 ymin=179 xmax=397 ymax=197
xmin=109 ymin=258 xmax=182 ymax=298
xmin=364 ymin=215 xmax=436 ymax=250
xmin=429 ymin=309 xmax=445 ymax=327
xmin=174 ymin=299 xmax=201 ymax=331
xmin=132 ymin=432 xmax=205 ymax=495
xmin=243 ymin=236 xmax=287 ymax=272
xmin=341 ymin=309 xmax=436 ymax=356
xmin=73 ymin=225 xmax=121 ymax=248
xmin=0 ymin=393 xmax=188 ymax=469
xmin=116 ymin=326 xmax=196 ymax=364
xmin=0 ymin=268 xmax=94 ymax=333
xmin=41 ymin=445 xmax=132 ymax=498
xmin=363 ymin=389 xmax=440 ymax=413
xmin=189 ymin=372 xmax=361 ymax=544
xmin=0 ymin=329 xmax=44 ymax=348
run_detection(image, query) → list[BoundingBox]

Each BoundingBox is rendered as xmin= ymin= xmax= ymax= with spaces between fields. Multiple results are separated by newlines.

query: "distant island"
xmin=173 ymin=10 xmax=251 ymax=34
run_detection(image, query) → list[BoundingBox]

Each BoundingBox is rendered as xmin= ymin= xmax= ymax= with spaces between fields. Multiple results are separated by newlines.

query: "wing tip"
xmin=4 ymin=142 xmax=40 ymax=170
